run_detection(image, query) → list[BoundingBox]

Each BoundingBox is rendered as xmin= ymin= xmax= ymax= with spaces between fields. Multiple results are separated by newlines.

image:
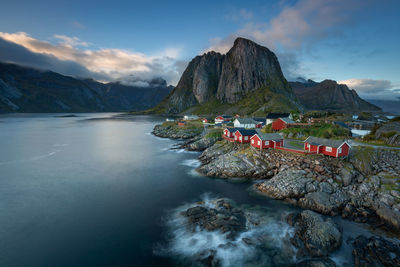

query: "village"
xmin=171 ymin=113 xmax=352 ymax=158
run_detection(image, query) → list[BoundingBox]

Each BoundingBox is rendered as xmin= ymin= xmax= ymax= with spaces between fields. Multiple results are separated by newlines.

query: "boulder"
xmin=183 ymin=199 xmax=247 ymax=239
xmin=287 ymin=210 xmax=342 ymax=257
xmin=294 ymin=258 xmax=336 ymax=267
xmin=352 ymin=235 xmax=400 ymax=267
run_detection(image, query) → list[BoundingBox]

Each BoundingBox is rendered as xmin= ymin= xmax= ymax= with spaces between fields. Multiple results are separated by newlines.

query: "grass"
xmin=288 ymin=140 xmax=304 ymax=149
xmin=280 ymin=123 xmax=350 ymax=139
xmin=205 ymin=128 xmax=223 ymax=139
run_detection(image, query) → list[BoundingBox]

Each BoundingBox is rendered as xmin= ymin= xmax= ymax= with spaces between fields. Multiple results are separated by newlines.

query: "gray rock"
xmin=256 ymin=169 xmax=312 ymax=199
xmin=352 ymin=235 xmax=400 ymax=267
xmin=287 ymin=210 xmax=342 ymax=257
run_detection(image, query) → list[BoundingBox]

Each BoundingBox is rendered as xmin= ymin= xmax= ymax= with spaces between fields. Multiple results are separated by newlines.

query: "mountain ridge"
xmin=290 ymin=79 xmax=381 ymax=113
xmin=0 ymin=62 xmax=173 ymax=113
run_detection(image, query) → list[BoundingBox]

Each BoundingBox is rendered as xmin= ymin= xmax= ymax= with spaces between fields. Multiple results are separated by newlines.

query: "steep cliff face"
xmin=291 ymin=79 xmax=381 ymax=112
xmin=217 ymin=38 xmax=292 ymax=103
xmin=161 ymin=37 xmax=300 ymax=114
xmin=165 ymin=51 xmax=224 ymax=113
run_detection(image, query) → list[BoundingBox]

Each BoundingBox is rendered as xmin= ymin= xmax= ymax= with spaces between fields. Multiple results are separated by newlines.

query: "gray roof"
xmin=236 ymin=118 xmax=257 ymax=124
xmin=279 ymin=117 xmax=295 ymax=124
xmin=235 ymin=129 xmax=257 ymax=136
xmin=225 ymin=127 xmax=244 ymax=133
xmin=255 ymin=130 xmax=282 ymax=140
xmin=304 ymin=136 xmax=347 ymax=148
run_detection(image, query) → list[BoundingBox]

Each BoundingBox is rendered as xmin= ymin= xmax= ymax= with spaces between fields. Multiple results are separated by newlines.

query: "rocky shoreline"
xmin=152 ymin=123 xmax=400 ymax=265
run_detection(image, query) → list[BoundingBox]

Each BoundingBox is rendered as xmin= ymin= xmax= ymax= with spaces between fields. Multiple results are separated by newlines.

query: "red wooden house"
xmin=272 ymin=117 xmax=295 ymax=131
xmin=304 ymin=136 xmax=350 ymax=157
xmin=250 ymin=131 xmax=283 ymax=149
xmin=178 ymin=121 xmax=186 ymax=127
xmin=223 ymin=127 xmax=243 ymax=140
xmin=234 ymin=129 xmax=257 ymax=143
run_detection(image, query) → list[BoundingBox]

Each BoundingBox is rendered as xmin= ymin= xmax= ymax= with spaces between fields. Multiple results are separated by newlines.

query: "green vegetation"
xmin=205 ymin=128 xmax=223 ymax=139
xmin=279 ymin=123 xmax=350 ymax=139
xmin=288 ymin=140 xmax=304 ymax=149
xmin=188 ymin=86 xmax=300 ymax=116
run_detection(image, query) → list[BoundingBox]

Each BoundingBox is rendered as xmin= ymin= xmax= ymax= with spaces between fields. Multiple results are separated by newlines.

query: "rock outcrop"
xmin=290 ymin=79 xmax=380 ymax=112
xmin=352 ymin=235 xmax=400 ymax=267
xmin=197 ymin=140 xmax=400 ymax=230
xmin=287 ymin=210 xmax=342 ymax=257
xmin=158 ymin=37 xmax=301 ymax=114
xmin=183 ymin=199 xmax=247 ymax=240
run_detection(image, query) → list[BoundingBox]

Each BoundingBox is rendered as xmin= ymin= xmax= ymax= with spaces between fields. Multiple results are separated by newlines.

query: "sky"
xmin=0 ymin=0 xmax=399 ymax=100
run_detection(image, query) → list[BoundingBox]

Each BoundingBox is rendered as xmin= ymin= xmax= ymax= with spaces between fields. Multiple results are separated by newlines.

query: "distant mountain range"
xmin=290 ymin=79 xmax=381 ymax=113
xmin=363 ymin=99 xmax=400 ymax=115
xmin=0 ymin=62 xmax=173 ymax=113
xmin=151 ymin=38 xmax=380 ymax=115
xmin=0 ymin=38 xmax=386 ymax=115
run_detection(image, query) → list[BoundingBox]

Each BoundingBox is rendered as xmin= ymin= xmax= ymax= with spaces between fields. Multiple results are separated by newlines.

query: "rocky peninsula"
xmin=152 ymin=122 xmax=400 ymax=265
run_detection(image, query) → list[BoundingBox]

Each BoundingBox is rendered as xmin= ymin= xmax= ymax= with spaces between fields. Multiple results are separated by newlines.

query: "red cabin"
xmin=234 ymin=129 xmax=257 ymax=143
xmin=272 ymin=117 xmax=295 ymax=131
xmin=223 ymin=127 xmax=242 ymax=138
xmin=304 ymin=136 xmax=350 ymax=157
xmin=250 ymin=132 xmax=283 ymax=149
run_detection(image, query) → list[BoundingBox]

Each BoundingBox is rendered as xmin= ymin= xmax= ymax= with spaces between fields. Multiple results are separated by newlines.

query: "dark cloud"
xmin=0 ymin=37 xmax=108 ymax=80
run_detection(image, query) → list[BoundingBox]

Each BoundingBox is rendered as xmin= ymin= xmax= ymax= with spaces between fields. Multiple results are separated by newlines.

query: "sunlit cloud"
xmin=0 ymin=31 xmax=184 ymax=85
xmin=339 ymin=78 xmax=400 ymax=100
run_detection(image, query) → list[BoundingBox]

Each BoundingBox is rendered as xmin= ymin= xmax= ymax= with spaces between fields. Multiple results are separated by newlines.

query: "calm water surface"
xmin=0 ymin=114 xmax=385 ymax=266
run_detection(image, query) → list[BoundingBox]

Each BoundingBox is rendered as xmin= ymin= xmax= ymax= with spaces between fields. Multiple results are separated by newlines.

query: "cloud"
xmin=71 ymin=21 xmax=85 ymax=29
xmin=225 ymin=8 xmax=253 ymax=21
xmin=205 ymin=0 xmax=368 ymax=80
xmin=54 ymin=35 xmax=91 ymax=47
xmin=0 ymin=31 xmax=183 ymax=85
xmin=339 ymin=78 xmax=400 ymax=100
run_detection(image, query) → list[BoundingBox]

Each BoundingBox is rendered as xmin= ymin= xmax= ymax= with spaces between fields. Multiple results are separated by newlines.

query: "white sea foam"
xmin=155 ymin=194 xmax=296 ymax=266
xmin=181 ymin=159 xmax=201 ymax=168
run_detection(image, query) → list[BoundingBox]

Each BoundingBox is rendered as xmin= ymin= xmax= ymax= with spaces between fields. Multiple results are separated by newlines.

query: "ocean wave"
xmin=154 ymin=194 xmax=296 ymax=266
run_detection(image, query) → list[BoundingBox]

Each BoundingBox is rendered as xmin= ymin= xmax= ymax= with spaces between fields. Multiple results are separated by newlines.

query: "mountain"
xmin=290 ymin=79 xmax=381 ymax=113
xmin=153 ymin=37 xmax=301 ymax=115
xmin=0 ymin=62 xmax=173 ymax=112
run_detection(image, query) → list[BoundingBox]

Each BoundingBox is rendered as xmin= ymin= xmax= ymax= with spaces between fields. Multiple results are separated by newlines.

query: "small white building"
xmin=233 ymin=118 xmax=257 ymax=128
xmin=183 ymin=115 xmax=199 ymax=120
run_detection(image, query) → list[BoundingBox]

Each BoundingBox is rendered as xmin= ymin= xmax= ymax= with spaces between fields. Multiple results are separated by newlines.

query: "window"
xmin=244 ymin=136 xmax=248 ymax=140
xmin=325 ymin=146 xmax=332 ymax=152
xmin=251 ymin=139 xmax=254 ymax=144
xmin=338 ymin=147 xmax=342 ymax=153
xmin=258 ymin=140 xmax=260 ymax=145
xmin=239 ymin=136 xmax=242 ymax=140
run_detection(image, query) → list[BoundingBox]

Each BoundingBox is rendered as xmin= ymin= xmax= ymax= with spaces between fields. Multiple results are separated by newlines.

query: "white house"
xmin=233 ymin=118 xmax=257 ymax=128
xmin=183 ymin=115 xmax=199 ymax=120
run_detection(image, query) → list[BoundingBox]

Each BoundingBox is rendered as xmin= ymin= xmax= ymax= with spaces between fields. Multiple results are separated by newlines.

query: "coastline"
xmin=152 ymin=121 xmax=400 ymax=265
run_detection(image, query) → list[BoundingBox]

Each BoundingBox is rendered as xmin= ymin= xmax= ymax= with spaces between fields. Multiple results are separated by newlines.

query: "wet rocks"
xmin=182 ymin=199 xmax=247 ymax=239
xmin=198 ymin=143 xmax=275 ymax=178
xmin=294 ymin=258 xmax=337 ymax=267
xmin=152 ymin=124 xmax=202 ymax=139
xmin=352 ymin=235 xmax=400 ymax=267
xmin=255 ymin=170 xmax=312 ymax=199
xmin=287 ymin=210 xmax=342 ymax=257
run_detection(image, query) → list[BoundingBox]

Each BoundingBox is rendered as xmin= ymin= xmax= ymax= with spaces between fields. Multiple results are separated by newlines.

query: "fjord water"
xmin=0 ymin=114 xmax=380 ymax=266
